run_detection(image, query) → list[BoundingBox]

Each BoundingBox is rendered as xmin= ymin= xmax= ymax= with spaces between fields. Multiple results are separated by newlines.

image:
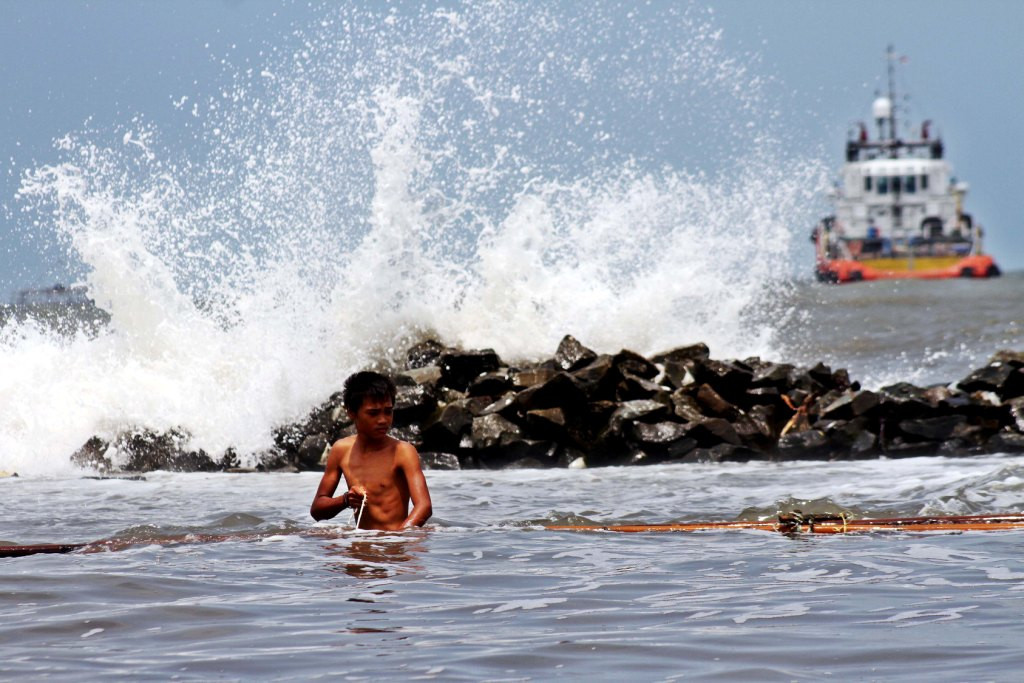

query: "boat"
xmin=812 ymin=47 xmax=1000 ymax=283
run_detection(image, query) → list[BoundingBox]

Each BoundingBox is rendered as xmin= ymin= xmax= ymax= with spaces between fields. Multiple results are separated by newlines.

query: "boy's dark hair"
xmin=343 ymin=371 xmax=397 ymax=412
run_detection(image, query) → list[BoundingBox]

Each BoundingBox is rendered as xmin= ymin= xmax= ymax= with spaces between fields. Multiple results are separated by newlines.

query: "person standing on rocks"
xmin=310 ymin=371 xmax=432 ymax=530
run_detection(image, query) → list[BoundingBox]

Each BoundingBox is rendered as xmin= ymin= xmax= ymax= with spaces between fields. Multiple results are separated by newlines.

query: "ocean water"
xmin=2 ymin=3 xmax=1024 ymax=679
xmin=5 ymin=459 xmax=1024 ymax=680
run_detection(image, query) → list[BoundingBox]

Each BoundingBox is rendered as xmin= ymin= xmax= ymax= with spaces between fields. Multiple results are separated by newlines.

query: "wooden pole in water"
xmin=0 ymin=543 xmax=89 ymax=558
xmin=546 ymin=512 xmax=1024 ymax=534
xmin=4 ymin=513 xmax=1024 ymax=557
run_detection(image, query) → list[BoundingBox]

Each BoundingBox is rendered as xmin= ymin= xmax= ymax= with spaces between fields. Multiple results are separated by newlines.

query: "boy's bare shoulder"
xmin=391 ymin=438 xmax=421 ymax=464
xmin=388 ymin=436 xmax=417 ymax=452
xmin=329 ymin=435 xmax=356 ymax=458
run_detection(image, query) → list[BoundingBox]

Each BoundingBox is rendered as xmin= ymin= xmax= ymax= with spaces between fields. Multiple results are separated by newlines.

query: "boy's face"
xmin=348 ymin=397 xmax=394 ymax=440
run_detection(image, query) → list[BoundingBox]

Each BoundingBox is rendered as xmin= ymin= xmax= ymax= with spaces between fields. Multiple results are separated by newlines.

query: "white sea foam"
xmin=2 ymin=3 xmax=824 ymax=475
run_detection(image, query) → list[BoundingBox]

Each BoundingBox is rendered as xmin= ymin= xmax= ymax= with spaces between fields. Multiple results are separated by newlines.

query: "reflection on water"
xmin=321 ymin=533 xmax=427 ymax=580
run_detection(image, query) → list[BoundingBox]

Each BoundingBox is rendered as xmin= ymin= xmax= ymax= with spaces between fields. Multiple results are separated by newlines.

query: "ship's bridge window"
xmin=921 ymin=174 xmax=929 ymax=190
xmin=864 ymin=176 xmax=872 ymax=191
xmin=891 ymin=176 xmax=902 ymax=193
xmin=877 ymin=176 xmax=888 ymax=194
xmin=904 ymin=175 xmax=916 ymax=193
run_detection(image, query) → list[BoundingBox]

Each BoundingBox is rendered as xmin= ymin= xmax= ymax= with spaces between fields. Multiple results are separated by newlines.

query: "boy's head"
xmin=342 ymin=371 xmax=397 ymax=413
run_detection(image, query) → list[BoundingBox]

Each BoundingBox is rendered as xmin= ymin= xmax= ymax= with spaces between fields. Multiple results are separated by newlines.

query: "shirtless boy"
xmin=310 ymin=372 xmax=432 ymax=530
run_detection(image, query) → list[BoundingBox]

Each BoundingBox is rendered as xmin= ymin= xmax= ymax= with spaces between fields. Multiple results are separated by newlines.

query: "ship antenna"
xmin=887 ymin=44 xmax=897 ymax=147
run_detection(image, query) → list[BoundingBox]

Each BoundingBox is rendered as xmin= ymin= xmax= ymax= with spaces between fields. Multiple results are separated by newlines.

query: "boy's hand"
xmin=343 ymin=488 xmax=366 ymax=509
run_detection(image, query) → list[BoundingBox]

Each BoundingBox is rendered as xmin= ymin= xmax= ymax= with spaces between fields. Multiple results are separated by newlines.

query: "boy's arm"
xmin=398 ymin=444 xmax=432 ymax=529
xmin=310 ymin=443 xmax=358 ymax=521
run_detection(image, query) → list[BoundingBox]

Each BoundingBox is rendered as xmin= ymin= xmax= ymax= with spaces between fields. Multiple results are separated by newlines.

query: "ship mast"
xmin=886 ymin=44 xmax=897 ymax=153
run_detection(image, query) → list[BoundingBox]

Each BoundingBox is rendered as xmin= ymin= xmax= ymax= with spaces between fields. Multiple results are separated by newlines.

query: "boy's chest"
xmin=343 ymin=455 xmax=397 ymax=494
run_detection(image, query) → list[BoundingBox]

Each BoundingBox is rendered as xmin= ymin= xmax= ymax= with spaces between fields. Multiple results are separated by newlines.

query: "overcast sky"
xmin=1 ymin=1 xmax=1021 ymax=298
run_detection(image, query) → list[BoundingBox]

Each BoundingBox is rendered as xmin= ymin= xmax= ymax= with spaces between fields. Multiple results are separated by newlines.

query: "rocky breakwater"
xmin=71 ymin=336 xmax=1024 ymax=473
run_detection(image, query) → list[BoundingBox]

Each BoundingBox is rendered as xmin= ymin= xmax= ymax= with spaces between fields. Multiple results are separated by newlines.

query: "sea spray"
xmin=3 ymin=3 xmax=824 ymax=475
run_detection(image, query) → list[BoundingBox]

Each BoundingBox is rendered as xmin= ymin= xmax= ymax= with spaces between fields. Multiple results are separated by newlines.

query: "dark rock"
xmin=458 ymin=395 xmax=497 ymax=416
xmin=776 ymin=429 xmax=829 ymax=459
xmin=422 ymin=402 xmax=474 ymax=450
xmin=786 ymin=367 xmax=827 ymax=395
xmin=990 ymin=350 xmax=1024 ymax=367
xmin=661 ymin=359 xmax=696 ymax=390
xmin=808 ymin=362 xmax=836 ymax=389
xmin=748 ymin=404 xmax=781 ymax=436
xmin=631 ymin=421 xmax=698 ymax=459
xmin=394 ymin=384 xmax=438 ymax=426
xmin=695 ymin=383 xmax=737 ymax=418
xmin=389 ymin=423 xmax=423 ymax=449
xmin=807 ymin=389 xmax=844 ymax=422
xmin=512 ymin=367 xmax=559 ymax=389
xmin=651 ymin=343 xmax=710 ymax=366
xmin=617 ymin=372 xmax=671 ymax=402
xmin=877 ymin=382 xmax=937 ymax=420
xmin=612 ymin=349 xmax=659 ymax=380
xmin=957 ymin=393 xmax=1009 ymax=425
xmin=554 ymin=335 xmax=598 ymax=371
xmin=610 ymin=399 xmax=672 ymax=428
xmin=467 ymin=370 xmax=513 ymax=398
xmin=568 ymin=401 xmax=618 ymax=450
xmin=686 ymin=417 xmax=743 ymax=447
xmin=407 ymin=339 xmax=447 ymax=369
xmin=830 ymin=368 xmax=853 ymax=392
xmin=515 ymin=372 xmax=588 ymax=414
xmin=572 ymin=355 xmax=624 ymax=401
xmin=820 ymin=390 xmax=879 ymax=420
xmin=392 ymin=373 xmax=416 ymax=387
xmin=501 ymin=456 xmax=552 ymax=469
xmin=71 ymin=436 xmax=112 ymax=472
xmin=1008 ymin=397 xmax=1024 ymax=433
xmin=478 ymin=439 xmax=561 ymax=469
xmin=439 ymin=349 xmax=502 ymax=391
xmin=561 ymin=447 xmax=586 ymax=468
xmin=820 ymin=418 xmax=868 ymax=449
xmin=732 ymin=412 xmax=774 ymax=451
xmin=117 ymin=429 xmax=218 ymax=472
xmin=399 ymin=365 xmax=442 ymax=386
xmin=883 ymin=437 xmax=939 ymax=457
xmin=935 ymin=439 xmax=983 ymax=456
xmin=959 ymin=363 xmax=1024 ymax=399
xmin=671 ymin=391 xmax=705 ymax=422
xmin=898 ymin=415 xmax=969 ymax=441
xmin=419 ymin=452 xmax=461 ymax=470
xmin=923 ymin=385 xmax=958 ymax=405
xmin=850 ymin=429 xmax=878 ymax=456
xmin=676 ymin=443 xmax=745 ymax=463
xmin=693 ymin=359 xmax=754 ymax=396
xmin=480 ymin=391 xmax=522 ymax=421
xmin=745 ymin=386 xmax=783 ymax=407
xmin=524 ymin=407 xmax=568 ymax=441
xmin=296 ymin=434 xmax=329 ymax=470
xmin=587 ymin=400 xmax=673 ymax=466
xmin=470 ymin=413 xmax=522 ymax=450
xmin=269 ymin=393 xmax=348 ymax=460
xmin=751 ymin=362 xmax=795 ymax=388
xmin=987 ymin=429 xmax=1024 ymax=453
xmin=219 ymin=448 xmax=242 ymax=471
xmin=254 ymin=447 xmax=293 ymax=472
